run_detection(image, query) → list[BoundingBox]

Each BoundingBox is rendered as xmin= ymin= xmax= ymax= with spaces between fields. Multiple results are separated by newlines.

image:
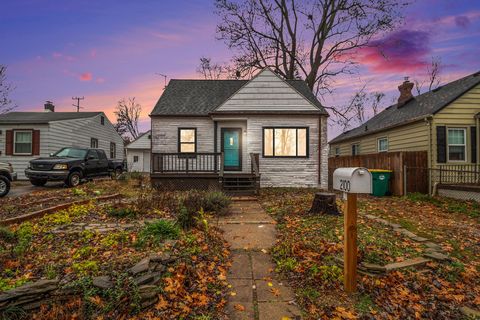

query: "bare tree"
xmin=114 ymin=97 xmax=141 ymax=140
xmin=215 ymin=0 xmax=407 ymax=96
xmin=0 ymin=65 xmax=16 ymax=114
xmin=414 ymin=56 xmax=442 ymax=95
xmin=332 ymin=84 xmax=385 ymax=131
xmin=197 ymin=57 xmax=227 ymax=79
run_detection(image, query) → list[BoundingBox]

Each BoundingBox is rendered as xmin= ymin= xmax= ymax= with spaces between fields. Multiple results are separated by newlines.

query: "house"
xmin=125 ymin=130 xmax=151 ymax=172
xmin=329 ymin=71 xmax=480 ymax=195
xmin=149 ymin=68 xmax=329 ymax=193
xmin=0 ymin=102 xmax=124 ymax=179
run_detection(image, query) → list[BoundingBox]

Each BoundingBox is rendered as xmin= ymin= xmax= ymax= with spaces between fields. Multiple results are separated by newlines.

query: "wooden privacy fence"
xmin=328 ymin=151 xmax=429 ymax=196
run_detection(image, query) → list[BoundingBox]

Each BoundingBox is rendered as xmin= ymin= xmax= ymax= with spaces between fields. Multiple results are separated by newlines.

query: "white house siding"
xmin=126 ymin=132 xmax=151 ymax=172
xmin=246 ymin=115 xmax=323 ymax=188
xmin=0 ymin=124 xmax=50 ymax=179
xmin=215 ymin=69 xmax=320 ymax=112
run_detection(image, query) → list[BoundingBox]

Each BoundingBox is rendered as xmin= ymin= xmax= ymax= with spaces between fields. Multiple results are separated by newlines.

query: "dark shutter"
xmin=471 ymin=126 xmax=477 ymax=164
xmin=32 ymin=130 xmax=40 ymax=155
xmin=436 ymin=126 xmax=447 ymax=163
xmin=5 ymin=130 xmax=13 ymax=155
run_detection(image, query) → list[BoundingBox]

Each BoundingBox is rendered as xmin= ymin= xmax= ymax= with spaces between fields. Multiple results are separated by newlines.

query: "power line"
xmin=72 ymin=96 xmax=84 ymax=112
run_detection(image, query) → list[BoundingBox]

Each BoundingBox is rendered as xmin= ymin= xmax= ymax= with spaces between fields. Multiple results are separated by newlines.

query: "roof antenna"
xmin=155 ymin=73 xmax=168 ymax=90
xmin=72 ymin=96 xmax=84 ymax=112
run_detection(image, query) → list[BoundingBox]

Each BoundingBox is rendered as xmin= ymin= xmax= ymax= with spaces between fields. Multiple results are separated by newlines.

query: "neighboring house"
xmin=329 ymin=71 xmax=480 ymax=193
xmin=126 ymin=130 xmax=151 ymax=172
xmin=150 ymin=68 xmax=329 ymax=193
xmin=0 ymin=103 xmax=124 ymax=179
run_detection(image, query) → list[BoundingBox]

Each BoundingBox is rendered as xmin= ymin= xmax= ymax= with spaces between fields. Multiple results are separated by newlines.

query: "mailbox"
xmin=333 ymin=167 xmax=372 ymax=194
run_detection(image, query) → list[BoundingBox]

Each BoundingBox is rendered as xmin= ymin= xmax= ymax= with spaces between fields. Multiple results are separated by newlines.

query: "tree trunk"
xmin=308 ymin=192 xmax=340 ymax=215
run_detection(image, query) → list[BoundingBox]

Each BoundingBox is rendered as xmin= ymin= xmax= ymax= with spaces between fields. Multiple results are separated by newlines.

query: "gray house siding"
xmin=0 ymin=113 xmax=124 ymax=179
xmin=151 ymin=115 xmax=328 ymax=188
xmin=0 ymin=124 xmax=50 ymax=180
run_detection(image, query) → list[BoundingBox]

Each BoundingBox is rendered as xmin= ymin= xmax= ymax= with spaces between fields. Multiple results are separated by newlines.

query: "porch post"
xmin=214 ymin=121 xmax=218 ymax=173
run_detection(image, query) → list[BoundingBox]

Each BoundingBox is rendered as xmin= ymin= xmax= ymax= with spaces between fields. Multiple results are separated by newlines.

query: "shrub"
xmin=202 ymin=192 xmax=231 ymax=215
xmin=13 ymin=223 xmax=33 ymax=256
xmin=72 ymin=188 xmax=87 ymax=197
xmin=106 ymin=206 xmax=137 ymax=218
xmin=72 ymin=260 xmax=99 ymax=276
xmin=136 ymin=220 xmax=180 ymax=247
xmin=0 ymin=226 xmax=15 ymax=243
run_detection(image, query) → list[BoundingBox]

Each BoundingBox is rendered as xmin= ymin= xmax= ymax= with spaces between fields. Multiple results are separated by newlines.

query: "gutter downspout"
xmin=424 ymin=116 xmax=434 ymax=195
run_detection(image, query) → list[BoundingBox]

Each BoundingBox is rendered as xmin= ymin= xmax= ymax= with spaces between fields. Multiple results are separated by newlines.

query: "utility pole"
xmin=72 ymin=96 xmax=84 ymax=112
xmin=155 ymin=73 xmax=167 ymax=90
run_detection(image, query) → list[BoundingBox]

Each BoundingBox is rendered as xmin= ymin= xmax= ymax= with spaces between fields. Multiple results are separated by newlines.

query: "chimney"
xmin=44 ymin=101 xmax=55 ymax=112
xmin=397 ymin=77 xmax=414 ymax=107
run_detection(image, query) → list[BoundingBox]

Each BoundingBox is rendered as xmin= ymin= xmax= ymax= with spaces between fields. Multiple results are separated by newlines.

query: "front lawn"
xmin=0 ymin=179 xmax=232 ymax=319
xmin=260 ymin=189 xmax=480 ymax=319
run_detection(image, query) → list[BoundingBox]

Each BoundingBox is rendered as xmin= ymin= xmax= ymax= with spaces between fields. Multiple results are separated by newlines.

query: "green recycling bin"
xmin=369 ymin=169 xmax=392 ymax=196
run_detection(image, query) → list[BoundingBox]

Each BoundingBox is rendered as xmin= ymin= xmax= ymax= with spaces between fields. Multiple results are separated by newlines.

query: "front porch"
xmin=150 ymin=152 xmax=260 ymax=195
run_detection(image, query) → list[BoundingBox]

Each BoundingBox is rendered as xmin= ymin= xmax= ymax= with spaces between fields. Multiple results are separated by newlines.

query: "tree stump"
xmin=308 ymin=192 xmax=340 ymax=215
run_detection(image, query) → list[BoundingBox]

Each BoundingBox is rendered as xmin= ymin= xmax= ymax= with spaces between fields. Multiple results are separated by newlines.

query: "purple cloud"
xmin=455 ymin=15 xmax=471 ymax=28
xmin=356 ymin=29 xmax=431 ymax=73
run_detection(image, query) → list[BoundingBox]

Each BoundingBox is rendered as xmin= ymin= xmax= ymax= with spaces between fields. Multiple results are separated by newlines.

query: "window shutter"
xmin=32 ymin=130 xmax=40 ymax=155
xmin=471 ymin=127 xmax=477 ymax=164
xmin=5 ymin=130 xmax=13 ymax=155
xmin=436 ymin=126 xmax=447 ymax=163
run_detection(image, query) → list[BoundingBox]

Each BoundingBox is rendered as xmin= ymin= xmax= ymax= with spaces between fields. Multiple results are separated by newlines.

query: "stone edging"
xmin=0 ymin=241 xmax=178 ymax=312
xmin=0 ymin=193 xmax=122 ymax=226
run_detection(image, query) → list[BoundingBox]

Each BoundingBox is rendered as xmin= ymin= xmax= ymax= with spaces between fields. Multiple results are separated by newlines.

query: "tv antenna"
xmin=155 ymin=73 xmax=168 ymax=90
xmin=72 ymin=96 xmax=84 ymax=112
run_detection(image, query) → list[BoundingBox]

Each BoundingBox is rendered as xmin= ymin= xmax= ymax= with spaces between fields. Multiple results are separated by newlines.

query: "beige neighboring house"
xmin=125 ymin=131 xmax=151 ymax=172
xmin=329 ymin=71 xmax=480 ymax=196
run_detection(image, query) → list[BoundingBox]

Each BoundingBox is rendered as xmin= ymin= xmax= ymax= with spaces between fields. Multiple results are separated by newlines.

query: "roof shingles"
xmin=330 ymin=71 xmax=480 ymax=144
xmin=0 ymin=112 xmax=103 ymax=124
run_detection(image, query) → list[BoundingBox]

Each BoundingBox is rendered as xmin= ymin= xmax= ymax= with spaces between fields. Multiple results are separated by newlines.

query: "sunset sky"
xmin=1 ymin=0 xmax=479 ymax=139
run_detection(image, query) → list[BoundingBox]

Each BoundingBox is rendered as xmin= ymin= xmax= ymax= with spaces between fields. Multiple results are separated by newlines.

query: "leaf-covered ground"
xmin=260 ymin=189 xmax=480 ymax=319
xmin=0 ymin=179 xmax=231 ymax=319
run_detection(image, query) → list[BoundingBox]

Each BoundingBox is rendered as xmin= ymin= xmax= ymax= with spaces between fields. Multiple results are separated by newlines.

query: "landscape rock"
xmin=361 ymin=263 xmax=386 ymax=273
xmin=138 ymin=285 xmax=158 ymax=300
xmin=0 ymin=279 xmax=58 ymax=302
xmin=460 ymin=306 xmax=480 ymax=318
xmin=384 ymin=257 xmax=430 ymax=272
xmin=93 ymin=276 xmax=114 ymax=289
xmin=425 ymin=242 xmax=442 ymax=250
xmin=130 ymin=257 xmax=150 ymax=275
xmin=424 ymin=252 xmax=451 ymax=262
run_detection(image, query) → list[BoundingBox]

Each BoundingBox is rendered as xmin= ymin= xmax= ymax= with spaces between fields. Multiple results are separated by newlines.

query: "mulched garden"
xmin=0 ymin=178 xmax=232 ymax=319
xmin=260 ymin=188 xmax=480 ymax=319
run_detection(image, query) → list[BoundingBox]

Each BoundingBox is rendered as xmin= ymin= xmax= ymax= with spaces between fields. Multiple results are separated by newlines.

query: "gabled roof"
xmin=330 ymin=71 xmax=480 ymax=144
xmin=150 ymin=72 xmax=327 ymax=116
xmin=126 ymin=130 xmax=151 ymax=149
xmin=0 ymin=112 xmax=103 ymax=124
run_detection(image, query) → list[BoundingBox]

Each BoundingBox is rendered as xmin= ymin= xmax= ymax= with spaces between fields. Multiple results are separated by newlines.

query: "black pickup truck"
xmin=25 ymin=147 xmax=125 ymax=187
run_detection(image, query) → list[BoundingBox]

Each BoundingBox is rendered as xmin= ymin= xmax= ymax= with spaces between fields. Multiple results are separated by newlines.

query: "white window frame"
xmin=447 ymin=127 xmax=467 ymax=162
xmin=91 ymin=138 xmax=99 ymax=149
xmin=13 ymin=130 xmax=33 ymax=155
xmin=377 ymin=137 xmax=389 ymax=152
xmin=351 ymin=143 xmax=360 ymax=156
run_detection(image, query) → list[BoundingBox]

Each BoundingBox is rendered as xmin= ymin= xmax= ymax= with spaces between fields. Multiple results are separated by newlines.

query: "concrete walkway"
xmin=215 ymin=200 xmax=302 ymax=320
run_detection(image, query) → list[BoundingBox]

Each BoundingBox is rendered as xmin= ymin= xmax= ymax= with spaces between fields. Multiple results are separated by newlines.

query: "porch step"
xmin=222 ymin=175 xmax=258 ymax=195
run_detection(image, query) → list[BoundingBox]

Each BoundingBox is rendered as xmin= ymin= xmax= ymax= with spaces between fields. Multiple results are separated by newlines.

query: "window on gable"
xmin=335 ymin=147 xmax=340 ymax=157
xmin=352 ymin=144 xmax=360 ymax=156
xmin=178 ymin=128 xmax=196 ymax=153
xmin=133 ymin=156 xmax=139 ymax=162
xmin=447 ymin=128 xmax=466 ymax=161
xmin=110 ymin=142 xmax=116 ymax=158
xmin=91 ymin=138 xmax=99 ymax=148
xmin=378 ymin=137 xmax=388 ymax=152
xmin=101 ymin=116 xmax=105 ymax=125
xmin=14 ymin=130 xmax=32 ymax=155
xmin=263 ymin=127 xmax=308 ymax=157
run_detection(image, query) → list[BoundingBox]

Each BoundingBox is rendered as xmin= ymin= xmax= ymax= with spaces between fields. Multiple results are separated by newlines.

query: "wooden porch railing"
xmin=152 ymin=153 xmax=224 ymax=174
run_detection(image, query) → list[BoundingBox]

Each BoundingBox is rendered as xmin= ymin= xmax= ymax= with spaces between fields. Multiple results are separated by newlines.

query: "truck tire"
xmin=67 ymin=171 xmax=82 ymax=187
xmin=0 ymin=176 xmax=10 ymax=197
xmin=30 ymin=179 xmax=47 ymax=187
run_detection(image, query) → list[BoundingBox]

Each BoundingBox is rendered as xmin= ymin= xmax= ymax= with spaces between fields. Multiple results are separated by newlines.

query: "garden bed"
xmin=0 ymin=184 xmax=232 ymax=319
xmin=260 ymin=188 xmax=480 ymax=319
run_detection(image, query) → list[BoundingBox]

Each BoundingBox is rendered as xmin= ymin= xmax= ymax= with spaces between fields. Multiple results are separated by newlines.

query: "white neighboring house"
xmin=126 ymin=130 xmax=151 ymax=172
xmin=0 ymin=103 xmax=125 ymax=179
xmin=150 ymin=68 xmax=329 ymax=192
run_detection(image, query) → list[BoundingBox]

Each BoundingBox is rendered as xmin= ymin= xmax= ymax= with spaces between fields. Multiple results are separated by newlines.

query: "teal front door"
xmin=222 ymin=128 xmax=242 ymax=171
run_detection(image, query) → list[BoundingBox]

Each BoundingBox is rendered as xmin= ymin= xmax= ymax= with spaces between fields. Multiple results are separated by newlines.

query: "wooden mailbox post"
xmin=333 ymin=167 xmax=372 ymax=293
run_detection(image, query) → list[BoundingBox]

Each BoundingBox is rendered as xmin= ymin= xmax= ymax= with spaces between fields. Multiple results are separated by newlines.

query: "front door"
xmin=222 ymin=128 xmax=242 ymax=171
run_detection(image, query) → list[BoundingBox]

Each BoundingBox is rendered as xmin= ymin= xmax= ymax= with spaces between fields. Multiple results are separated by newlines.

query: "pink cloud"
xmin=354 ymin=30 xmax=431 ymax=73
xmin=79 ymin=72 xmax=93 ymax=81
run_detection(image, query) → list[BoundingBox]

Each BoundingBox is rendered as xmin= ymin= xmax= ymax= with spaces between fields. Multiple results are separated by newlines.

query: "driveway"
xmin=6 ymin=181 xmax=66 ymax=198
